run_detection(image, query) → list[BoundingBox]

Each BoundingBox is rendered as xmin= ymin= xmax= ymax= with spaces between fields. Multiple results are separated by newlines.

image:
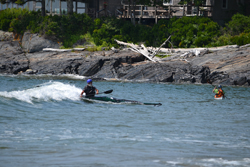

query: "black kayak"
xmin=82 ymin=96 xmax=162 ymax=106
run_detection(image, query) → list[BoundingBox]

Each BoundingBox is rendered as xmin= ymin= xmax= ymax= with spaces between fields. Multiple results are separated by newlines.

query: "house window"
xmin=222 ymin=0 xmax=228 ymax=9
xmin=163 ymin=0 xmax=173 ymax=6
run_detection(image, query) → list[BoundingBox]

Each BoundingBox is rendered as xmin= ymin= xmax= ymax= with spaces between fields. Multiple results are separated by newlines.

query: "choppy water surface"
xmin=0 ymin=75 xmax=249 ymax=167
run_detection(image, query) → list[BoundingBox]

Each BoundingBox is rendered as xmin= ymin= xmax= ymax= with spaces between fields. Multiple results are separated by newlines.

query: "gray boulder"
xmin=22 ymin=32 xmax=59 ymax=53
xmin=189 ymin=46 xmax=250 ymax=86
xmin=0 ymin=41 xmax=29 ymax=74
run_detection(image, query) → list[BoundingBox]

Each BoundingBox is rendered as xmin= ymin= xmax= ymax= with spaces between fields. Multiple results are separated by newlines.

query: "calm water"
xmin=0 ymin=75 xmax=250 ymax=167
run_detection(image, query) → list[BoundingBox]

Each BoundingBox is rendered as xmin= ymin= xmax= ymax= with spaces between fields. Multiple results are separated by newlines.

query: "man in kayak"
xmin=80 ymin=79 xmax=99 ymax=97
xmin=212 ymin=85 xmax=225 ymax=98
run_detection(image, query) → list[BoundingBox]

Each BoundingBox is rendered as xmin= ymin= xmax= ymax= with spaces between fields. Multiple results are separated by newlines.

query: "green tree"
xmin=0 ymin=0 xmax=46 ymax=16
xmin=225 ymin=13 xmax=250 ymax=36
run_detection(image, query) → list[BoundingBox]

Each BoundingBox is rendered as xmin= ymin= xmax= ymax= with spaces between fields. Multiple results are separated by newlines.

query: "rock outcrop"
xmin=22 ymin=32 xmax=59 ymax=53
xmin=189 ymin=47 xmax=250 ymax=86
xmin=0 ymin=41 xmax=29 ymax=74
xmin=0 ymin=38 xmax=249 ymax=86
xmin=0 ymin=30 xmax=14 ymax=41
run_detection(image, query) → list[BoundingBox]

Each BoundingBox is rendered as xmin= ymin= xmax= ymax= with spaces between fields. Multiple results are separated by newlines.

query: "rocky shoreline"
xmin=0 ymin=31 xmax=250 ymax=86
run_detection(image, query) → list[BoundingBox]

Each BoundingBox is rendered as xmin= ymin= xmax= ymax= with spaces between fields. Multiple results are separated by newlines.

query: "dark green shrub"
xmin=226 ymin=13 xmax=250 ymax=36
xmin=170 ymin=16 xmax=220 ymax=48
xmin=92 ymin=17 xmax=131 ymax=46
xmin=231 ymin=32 xmax=250 ymax=46
xmin=210 ymin=34 xmax=233 ymax=47
xmin=0 ymin=18 xmax=11 ymax=31
xmin=0 ymin=8 xmax=30 ymax=32
xmin=9 ymin=10 xmax=41 ymax=34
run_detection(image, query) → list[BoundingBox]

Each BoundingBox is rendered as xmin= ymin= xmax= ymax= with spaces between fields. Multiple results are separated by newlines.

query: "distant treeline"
xmin=1 ymin=8 xmax=250 ymax=49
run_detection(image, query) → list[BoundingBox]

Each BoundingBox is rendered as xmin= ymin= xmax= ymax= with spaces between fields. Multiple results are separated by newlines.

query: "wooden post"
xmin=85 ymin=2 xmax=88 ymax=14
xmin=131 ymin=0 xmax=135 ymax=25
xmin=33 ymin=1 xmax=36 ymax=11
xmin=127 ymin=6 xmax=129 ymax=18
xmin=183 ymin=5 xmax=185 ymax=16
xmin=169 ymin=5 xmax=171 ymax=18
xmin=50 ymin=0 xmax=52 ymax=14
xmin=141 ymin=5 xmax=143 ymax=18
xmin=123 ymin=5 xmax=125 ymax=18
xmin=197 ymin=5 xmax=199 ymax=16
xmin=139 ymin=5 xmax=144 ymax=24
xmin=155 ymin=6 xmax=157 ymax=24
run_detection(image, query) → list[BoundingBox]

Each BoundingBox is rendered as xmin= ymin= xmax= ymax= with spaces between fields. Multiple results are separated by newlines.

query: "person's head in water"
xmin=218 ymin=85 xmax=222 ymax=89
xmin=87 ymin=79 xmax=92 ymax=85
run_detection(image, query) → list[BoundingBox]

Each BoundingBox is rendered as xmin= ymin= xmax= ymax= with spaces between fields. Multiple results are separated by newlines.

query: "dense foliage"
xmin=0 ymin=8 xmax=250 ymax=49
xmin=0 ymin=8 xmax=93 ymax=47
xmin=220 ymin=13 xmax=250 ymax=46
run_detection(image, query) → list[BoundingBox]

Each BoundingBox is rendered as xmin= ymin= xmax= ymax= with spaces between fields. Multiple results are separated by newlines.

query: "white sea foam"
xmin=202 ymin=158 xmax=250 ymax=166
xmin=166 ymin=161 xmax=181 ymax=165
xmin=0 ymin=73 xmax=86 ymax=80
xmin=0 ymin=81 xmax=82 ymax=103
xmin=164 ymin=158 xmax=250 ymax=167
xmin=57 ymin=74 xmax=86 ymax=80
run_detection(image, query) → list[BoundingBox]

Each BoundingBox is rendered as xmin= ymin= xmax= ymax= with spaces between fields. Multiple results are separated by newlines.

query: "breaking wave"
xmin=0 ymin=81 xmax=82 ymax=103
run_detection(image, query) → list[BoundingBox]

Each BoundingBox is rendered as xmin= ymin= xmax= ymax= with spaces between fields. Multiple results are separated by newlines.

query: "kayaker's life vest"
xmin=83 ymin=85 xmax=96 ymax=97
xmin=215 ymin=89 xmax=224 ymax=98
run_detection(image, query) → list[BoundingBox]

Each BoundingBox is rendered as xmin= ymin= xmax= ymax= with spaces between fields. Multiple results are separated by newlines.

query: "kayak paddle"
xmin=99 ymin=89 xmax=113 ymax=94
xmin=81 ymin=89 xmax=113 ymax=97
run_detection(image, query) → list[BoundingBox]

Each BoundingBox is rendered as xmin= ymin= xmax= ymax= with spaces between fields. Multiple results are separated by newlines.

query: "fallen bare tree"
xmin=115 ymin=36 xmax=172 ymax=62
xmin=115 ymin=37 xmax=241 ymax=63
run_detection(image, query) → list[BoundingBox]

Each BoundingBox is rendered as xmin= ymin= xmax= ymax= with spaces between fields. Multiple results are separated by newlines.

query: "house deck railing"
xmin=118 ymin=4 xmax=213 ymax=19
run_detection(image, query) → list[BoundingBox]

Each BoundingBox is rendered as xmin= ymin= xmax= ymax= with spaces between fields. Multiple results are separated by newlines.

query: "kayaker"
xmin=212 ymin=85 xmax=225 ymax=98
xmin=80 ymin=79 xmax=99 ymax=97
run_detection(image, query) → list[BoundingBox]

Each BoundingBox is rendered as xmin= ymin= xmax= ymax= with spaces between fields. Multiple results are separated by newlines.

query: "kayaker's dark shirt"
xmin=83 ymin=85 xmax=96 ymax=97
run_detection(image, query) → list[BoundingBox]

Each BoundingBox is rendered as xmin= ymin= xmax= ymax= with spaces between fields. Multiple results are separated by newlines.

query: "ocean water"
xmin=0 ymin=74 xmax=249 ymax=167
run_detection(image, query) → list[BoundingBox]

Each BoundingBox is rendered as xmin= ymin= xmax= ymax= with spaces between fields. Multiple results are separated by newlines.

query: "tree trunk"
xmin=128 ymin=0 xmax=131 ymax=20
xmin=59 ymin=0 xmax=61 ymax=15
xmin=67 ymin=0 xmax=73 ymax=15
xmin=75 ymin=0 xmax=77 ymax=13
xmin=41 ymin=0 xmax=45 ymax=16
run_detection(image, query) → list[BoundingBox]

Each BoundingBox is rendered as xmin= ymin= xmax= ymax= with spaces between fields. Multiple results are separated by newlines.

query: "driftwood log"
xmin=115 ymin=38 xmax=241 ymax=63
xmin=43 ymin=48 xmax=85 ymax=52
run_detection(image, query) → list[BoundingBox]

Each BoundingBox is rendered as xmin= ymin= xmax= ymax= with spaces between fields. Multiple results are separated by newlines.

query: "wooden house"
xmin=1 ymin=0 xmax=249 ymax=25
xmin=84 ymin=0 xmax=249 ymax=25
